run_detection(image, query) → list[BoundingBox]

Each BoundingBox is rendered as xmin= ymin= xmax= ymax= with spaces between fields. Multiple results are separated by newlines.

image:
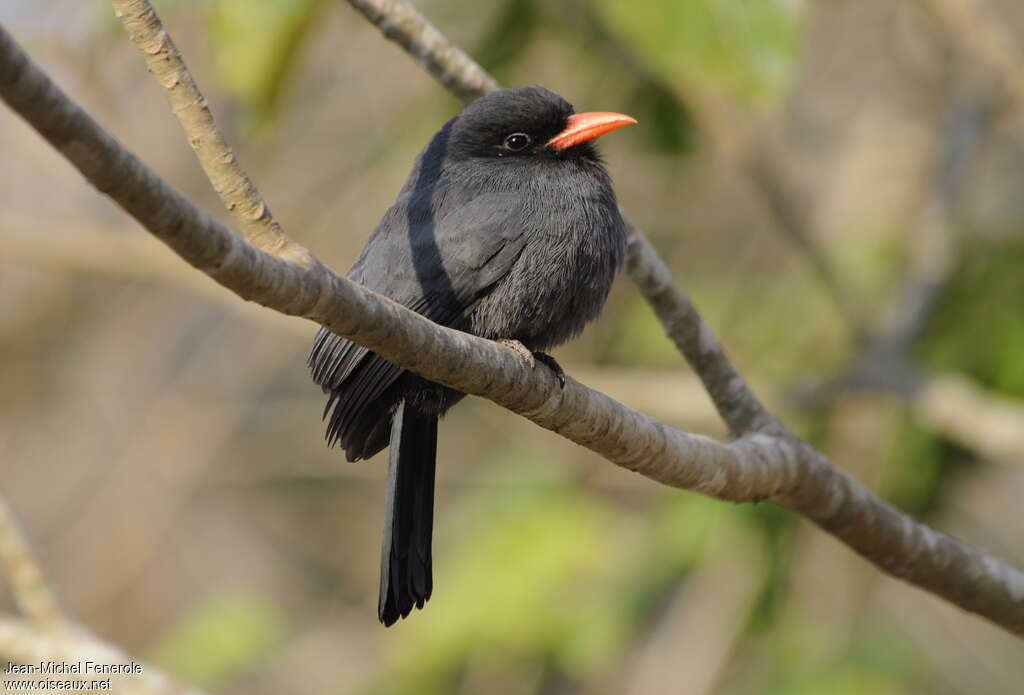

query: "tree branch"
xmin=0 ymin=498 xmax=59 ymax=627
xmin=110 ymin=0 xmax=312 ymax=264
xmin=2 ymin=24 xmax=1022 ymax=635
xmin=622 ymin=219 xmax=779 ymax=438
xmin=346 ymin=0 xmax=499 ymax=102
xmin=342 ymin=0 xmax=779 ymax=438
xmin=914 ymin=375 xmax=1024 ymax=465
xmin=559 ymin=0 xmax=865 ymax=339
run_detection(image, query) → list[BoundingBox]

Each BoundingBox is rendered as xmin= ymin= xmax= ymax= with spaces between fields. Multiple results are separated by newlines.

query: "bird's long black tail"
xmin=378 ymin=399 xmax=437 ymax=626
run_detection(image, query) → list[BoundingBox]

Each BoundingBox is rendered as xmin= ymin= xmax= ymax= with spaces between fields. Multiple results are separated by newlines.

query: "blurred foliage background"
xmin=2 ymin=0 xmax=1024 ymax=693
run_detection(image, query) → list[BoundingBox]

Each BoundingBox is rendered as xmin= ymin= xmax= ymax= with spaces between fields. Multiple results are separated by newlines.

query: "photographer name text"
xmin=3 ymin=663 xmax=141 ymax=676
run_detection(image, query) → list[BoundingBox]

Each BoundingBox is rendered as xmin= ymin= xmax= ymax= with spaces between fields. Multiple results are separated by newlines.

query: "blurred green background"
xmin=2 ymin=0 xmax=1023 ymax=693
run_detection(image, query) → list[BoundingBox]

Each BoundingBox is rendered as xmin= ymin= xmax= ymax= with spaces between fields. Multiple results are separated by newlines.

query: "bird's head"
xmin=447 ymin=85 xmax=636 ymax=163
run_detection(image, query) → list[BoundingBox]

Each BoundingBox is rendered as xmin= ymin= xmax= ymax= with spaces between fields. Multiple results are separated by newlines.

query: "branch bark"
xmin=346 ymin=0 xmax=499 ymax=102
xmin=344 ymin=0 xmax=778 ymax=438
xmin=2 ymin=24 xmax=1022 ymax=636
xmin=110 ymin=0 xmax=312 ymax=264
xmin=559 ymin=0 xmax=865 ymax=338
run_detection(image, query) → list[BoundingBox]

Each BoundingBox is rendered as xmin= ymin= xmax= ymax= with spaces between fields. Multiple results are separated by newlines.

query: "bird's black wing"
xmin=308 ymin=192 xmax=528 ymax=459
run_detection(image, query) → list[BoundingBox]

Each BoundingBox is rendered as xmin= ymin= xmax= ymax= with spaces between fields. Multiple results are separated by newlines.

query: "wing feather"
xmin=308 ymin=192 xmax=528 ymax=460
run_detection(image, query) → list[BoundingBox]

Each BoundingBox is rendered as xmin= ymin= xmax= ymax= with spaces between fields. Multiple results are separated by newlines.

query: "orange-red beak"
xmin=545 ymin=111 xmax=637 ymax=151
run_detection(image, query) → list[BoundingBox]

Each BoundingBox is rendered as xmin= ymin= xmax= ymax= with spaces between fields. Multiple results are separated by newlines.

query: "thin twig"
xmin=118 ymin=0 xmax=776 ymax=438
xmin=563 ymin=0 xmax=865 ymax=337
xmin=915 ymin=375 xmax=1024 ymax=465
xmin=622 ymin=219 xmax=779 ymax=438
xmin=346 ymin=0 xmax=499 ymax=102
xmin=0 ymin=498 xmax=60 ymax=627
xmin=2 ymin=25 xmax=1022 ymax=635
xmin=111 ymin=0 xmax=314 ymax=264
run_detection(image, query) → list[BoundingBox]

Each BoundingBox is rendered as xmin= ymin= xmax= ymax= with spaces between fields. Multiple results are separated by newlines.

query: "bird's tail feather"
xmin=378 ymin=399 xmax=437 ymax=626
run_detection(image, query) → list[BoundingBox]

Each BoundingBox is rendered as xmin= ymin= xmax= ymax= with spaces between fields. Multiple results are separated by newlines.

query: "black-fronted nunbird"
xmin=308 ymin=85 xmax=635 ymax=625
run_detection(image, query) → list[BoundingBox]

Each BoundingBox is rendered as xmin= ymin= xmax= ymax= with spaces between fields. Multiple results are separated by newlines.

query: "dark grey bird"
xmin=307 ymin=85 xmax=634 ymax=626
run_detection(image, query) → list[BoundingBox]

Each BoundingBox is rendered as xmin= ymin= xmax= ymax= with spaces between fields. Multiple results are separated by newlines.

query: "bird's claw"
xmin=533 ymin=352 xmax=566 ymax=389
xmin=498 ymin=340 xmax=566 ymax=388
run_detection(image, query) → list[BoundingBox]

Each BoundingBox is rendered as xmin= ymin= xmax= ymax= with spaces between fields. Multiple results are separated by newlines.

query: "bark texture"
xmin=1 ymin=19 xmax=1022 ymax=636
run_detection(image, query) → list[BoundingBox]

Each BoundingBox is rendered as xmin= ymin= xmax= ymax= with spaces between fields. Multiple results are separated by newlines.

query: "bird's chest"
xmin=469 ymin=211 xmax=620 ymax=350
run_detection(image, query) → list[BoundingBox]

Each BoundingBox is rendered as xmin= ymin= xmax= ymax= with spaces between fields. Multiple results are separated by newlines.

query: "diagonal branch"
xmin=110 ymin=0 xmax=313 ymax=264
xmin=2 ymin=24 xmax=1022 ymax=636
xmin=560 ymin=0 xmax=864 ymax=338
xmin=343 ymin=0 xmax=774 ymax=438
xmin=346 ymin=0 xmax=499 ymax=102
xmin=622 ymin=219 xmax=778 ymax=438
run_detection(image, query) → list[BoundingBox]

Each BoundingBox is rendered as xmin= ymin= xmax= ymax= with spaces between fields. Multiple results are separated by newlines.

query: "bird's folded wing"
xmin=308 ymin=192 xmax=528 ymax=456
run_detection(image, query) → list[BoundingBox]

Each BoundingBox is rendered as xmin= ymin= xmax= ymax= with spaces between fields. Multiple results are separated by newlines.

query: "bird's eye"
xmin=503 ymin=133 xmax=531 ymax=152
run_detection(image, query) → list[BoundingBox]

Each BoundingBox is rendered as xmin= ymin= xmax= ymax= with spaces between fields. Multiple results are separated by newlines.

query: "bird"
xmin=307 ymin=85 xmax=635 ymax=626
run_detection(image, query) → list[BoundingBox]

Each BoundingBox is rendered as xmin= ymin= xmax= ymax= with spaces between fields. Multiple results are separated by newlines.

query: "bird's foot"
xmin=533 ymin=352 xmax=566 ymax=388
xmin=497 ymin=341 xmax=566 ymax=388
xmin=498 ymin=339 xmax=535 ymax=369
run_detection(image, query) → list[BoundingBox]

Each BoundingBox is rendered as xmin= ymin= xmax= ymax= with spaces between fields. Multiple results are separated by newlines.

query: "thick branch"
xmin=110 ymin=0 xmax=312 ymax=264
xmin=2 ymin=25 xmax=1022 ymax=635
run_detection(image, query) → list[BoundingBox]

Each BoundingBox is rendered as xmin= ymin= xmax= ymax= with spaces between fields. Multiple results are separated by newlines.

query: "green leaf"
xmin=919 ymin=241 xmax=1024 ymax=398
xmin=590 ymin=0 xmax=801 ymax=104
